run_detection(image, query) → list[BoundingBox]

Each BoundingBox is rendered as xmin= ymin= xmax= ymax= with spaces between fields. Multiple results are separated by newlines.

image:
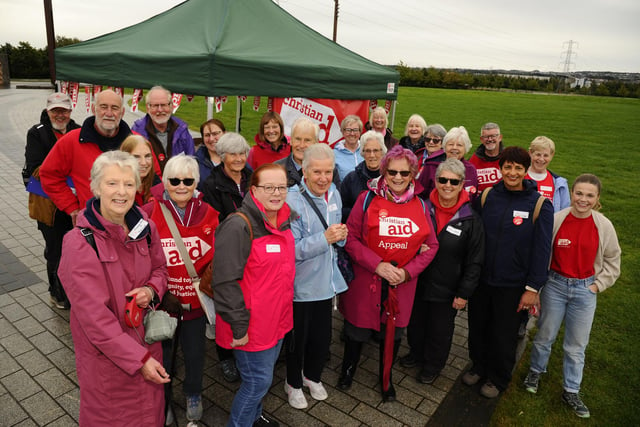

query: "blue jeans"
xmin=227 ymin=339 xmax=283 ymax=427
xmin=529 ymin=271 xmax=597 ymax=393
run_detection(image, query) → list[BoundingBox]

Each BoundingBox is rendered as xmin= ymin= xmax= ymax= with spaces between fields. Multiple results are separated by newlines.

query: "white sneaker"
xmin=303 ymin=376 xmax=328 ymax=401
xmin=205 ymin=323 xmax=215 ymax=340
xmin=165 ymin=406 xmax=174 ymax=426
xmin=284 ymin=382 xmax=308 ymax=409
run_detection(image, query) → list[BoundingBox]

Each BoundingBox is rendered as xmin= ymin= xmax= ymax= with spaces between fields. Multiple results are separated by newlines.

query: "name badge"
xmin=266 ymin=244 xmax=281 ymax=253
xmin=513 ymin=210 xmax=529 ymax=219
xmin=446 ymin=225 xmax=462 ymax=236
xmin=540 ymin=185 xmax=553 ymax=192
xmin=128 ymin=219 xmax=149 ymax=239
xmin=328 ymin=203 xmax=338 ymax=212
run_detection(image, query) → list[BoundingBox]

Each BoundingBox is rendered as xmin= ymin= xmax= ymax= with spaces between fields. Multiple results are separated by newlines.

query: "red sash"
xmin=366 ymin=196 xmax=430 ymax=267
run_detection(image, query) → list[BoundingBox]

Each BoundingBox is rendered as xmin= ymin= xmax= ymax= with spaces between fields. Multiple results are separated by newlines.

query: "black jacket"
xmin=200 ymin=163 xmax=252 ymax=222
xmin=418 ymin=201 xmax=485 ymax=302
xmin=338 ymin=160 xmax=380 ymax=222
xmin=23 ymin=109 xmax=80 ymax=186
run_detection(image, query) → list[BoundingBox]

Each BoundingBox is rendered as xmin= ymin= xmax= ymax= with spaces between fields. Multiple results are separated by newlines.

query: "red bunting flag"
xmin=369 ymin=99 xmax=378 ymax=111
xmin=84 ymin=86 xmax=91 ymax=113
xmin=267 ymin=97 xmax=274 ymax=112
xmin=384 ymin=99 xmax=392 ymax=114
xmin=69 ymin=82 xmax=80 ymax=109
xmin=252 ymin=97 xmax=261 ymax=111
xmin=186 ymin=95 xmax=195 ymax=102
xmin=214 ymin=96 xmax=223 ymax=113
xmin=171 ymin=93 xmax=183 ymax=113
xmin=60 ymin=81 xmax=70 ymax=94
xmin=131 ymin=89 xmax=143 ymax=112
xmin=114 ymin=87 xmax=124 ymax=99
xmin=237 ymin=96 xmax=247 ymax=102
xmin=93 ymin=85 xmax=102 ymax=99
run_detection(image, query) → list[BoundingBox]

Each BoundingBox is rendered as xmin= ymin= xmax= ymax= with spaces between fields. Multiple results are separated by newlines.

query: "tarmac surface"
xmin=0 ymin=84 xmax=525 ymax=426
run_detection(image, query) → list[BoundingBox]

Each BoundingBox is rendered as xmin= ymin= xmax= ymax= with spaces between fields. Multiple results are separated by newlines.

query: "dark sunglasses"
xmin=437 ymin=177 xmax=462 ymax=185
xmin=424 ymin=137 xmax=442 ymax=143
xmin=387 ymin=169 xmax=411 ymax=177
xmin=168 ymin=177 xmax=195 ymax=186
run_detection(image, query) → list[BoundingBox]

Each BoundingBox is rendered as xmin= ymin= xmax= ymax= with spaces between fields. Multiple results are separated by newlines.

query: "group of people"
xmin=24 ymin=89 xmax=620 ymax=426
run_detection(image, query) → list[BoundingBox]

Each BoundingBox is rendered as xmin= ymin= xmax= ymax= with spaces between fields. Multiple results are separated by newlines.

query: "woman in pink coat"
xmin=338 ymin=145 xmax=439 ymax=402
xmin=59 ymin=151 xmax=169 ymax=426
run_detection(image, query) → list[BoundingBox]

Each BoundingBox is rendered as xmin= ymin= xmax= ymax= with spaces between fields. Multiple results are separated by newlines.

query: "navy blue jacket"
xmin=338 ymin=160 xmax=380 ymax=222
xmin=479 ymin=180 xmax=553 ymax=290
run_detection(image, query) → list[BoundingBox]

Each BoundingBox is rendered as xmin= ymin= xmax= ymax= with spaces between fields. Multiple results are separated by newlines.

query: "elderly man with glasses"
xmin=469 ymin=122 xmax=505 ymax=191
xmin=132 ymin=85 xmax=195 ymax=173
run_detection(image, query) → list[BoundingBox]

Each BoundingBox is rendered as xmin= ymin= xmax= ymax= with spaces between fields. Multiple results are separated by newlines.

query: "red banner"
xmin=267 ymin=97 xmax=274 ymax=112
xmin=253 ymin=96 xmax=261 ymax=111
xmin=69 ymin=82 xmax=80 ymax=109
xmin=171 ymin=93 xmax=183 ymax=113
xmin=131 ymin=89 xmax=143 ymax=112
xmin=60 ymin=81 xmax=70 ymax=94
xmin=369 ymin=99 xmax=378 ymax=112
xmin=384 ymin=99 xmax=392 ymax=114
xmin=84 ymin=86 xmax=91 ymax=113
xmin=272 ymin=98 xmax=369 ymax=147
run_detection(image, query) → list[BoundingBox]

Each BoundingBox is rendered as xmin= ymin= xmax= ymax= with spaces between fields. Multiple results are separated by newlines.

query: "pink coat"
xmin=339 ymin=191 xmax=439 ymax=329
xmin=59 ymin=201 xmax=168 ymax=426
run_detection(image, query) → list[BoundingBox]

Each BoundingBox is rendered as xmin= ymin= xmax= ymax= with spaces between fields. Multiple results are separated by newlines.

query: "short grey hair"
xmin=90 ymin=150 xmax=140 ymax=196
xmin=404 ymin=114 xmax=428 ymax=136
xmin=216 ymin=132 xmax=250 ymax=162
xmin=302 ymin=143 xmax=334 ymax=171
xmin=162 ymin=154 xmax=200 ymax=187
xmin=481 ymin=122 xmax=500 ymax=135
xmin=425 ymin=124 xmax=447 ymax=139
xmin=359 ymin=131 xmax=387 ymax=156
xmin=444 ymin=126 xmax=472 ymax=154
xmin=145 ymin=85 xmax=171 ymax=105
xmin=291 ymin=117 xmax=320 ymax=142
xmin=341 ymin=115 xmax=363 ymax=132
xmin=435 ymin=158 xmax=466 ymax=181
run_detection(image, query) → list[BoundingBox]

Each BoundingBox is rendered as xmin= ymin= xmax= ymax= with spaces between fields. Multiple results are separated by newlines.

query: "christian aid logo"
xmin=379 ymin=216 xmax=420 ymax=237
xmin=161 ymin=237 xmax=211 ymax=266
xmin=280 ymin=98 xmax=342 ymax=145
xmin=477 ymin=167 xmax=502 ymax=184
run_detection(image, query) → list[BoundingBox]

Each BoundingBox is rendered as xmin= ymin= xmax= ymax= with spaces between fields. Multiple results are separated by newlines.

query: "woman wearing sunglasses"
xmin=144 ymin=154 xmax=220 ymax=424
xmin=338 ymin=145 xmax=439 ymax=402
xmin=417 ymin=124 xmax=447 ymax=198
xmin=401 ymin=159 xmax=484 ymax=385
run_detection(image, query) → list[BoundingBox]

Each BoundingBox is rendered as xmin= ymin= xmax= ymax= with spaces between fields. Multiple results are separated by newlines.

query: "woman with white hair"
xmin=399 ymin=114 xmax=428 ymax=154
xmin=144 ymin=154 xmax=220 ymax=423
xmin=284 ymin=143 xmax=348 ymax=409
xmin=443 ymin=126 xmax=479 ymax=199
xmin=365 ymin=106 xmax=398 ymax=149
xmin=59 ymin=151 xmax=169 ymax=425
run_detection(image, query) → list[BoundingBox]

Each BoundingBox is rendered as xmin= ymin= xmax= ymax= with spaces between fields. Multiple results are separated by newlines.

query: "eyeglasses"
xmin=424 ymin=137 xmax=442 ymax=144
xmin=255 ymin=185 xmax=288 ymax=194
xmin=148 ymin=103 xmax=172 ymax=110
xmin=343 ymin=128 xmax=360 ymax=133
xmin=168 ymin=177 xmax=195 ymax=186
xmin=481 ymin=133 xmax=500 ymax=140
xmin=363 ymin=149 xmax=382 ymax=155
xmin=437 ymin=177 xmax=462 ymax=185
xmin=387 ymin=169 xmax=411 ymax=177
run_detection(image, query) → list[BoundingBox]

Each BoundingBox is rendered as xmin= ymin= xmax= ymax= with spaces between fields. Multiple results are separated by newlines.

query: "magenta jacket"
xmin=59 ymin=200 xmax=168 ymax=426
xmin=339 ymin=191 xmax=439 ymax=330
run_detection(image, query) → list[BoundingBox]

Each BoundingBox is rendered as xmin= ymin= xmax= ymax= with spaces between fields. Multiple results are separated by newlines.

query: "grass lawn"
xmin=157 ymin=87 xmax=640 ymax=425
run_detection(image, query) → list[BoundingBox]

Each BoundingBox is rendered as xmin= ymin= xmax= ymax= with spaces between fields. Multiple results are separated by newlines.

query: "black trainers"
xmin=417 ymin=370 xmax=438 ymax=384
xmin=562 ymin=391 xmax=590 ymax=418
xmin=221 ymin=358 xmax=240 ymax=382
xmin=254 ymin=413 xmax=280 ymax=426
xmin=524 ymin=370 xmax=540 ymax=393
xmin=399 ymin=353 xmax=419 ymax=368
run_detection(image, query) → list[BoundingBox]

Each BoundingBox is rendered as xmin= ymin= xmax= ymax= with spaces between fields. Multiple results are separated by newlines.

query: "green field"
xmin=170 ymin=88 xmax=639 ymax=425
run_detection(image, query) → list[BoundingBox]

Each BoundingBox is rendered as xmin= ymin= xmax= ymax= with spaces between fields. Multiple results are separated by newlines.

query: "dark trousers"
xmin=163 ymin=315 xmax=206 ymax=395
xmin=406 ymin=298 xmax=458 ymax=375
xmin=38 ymin=210 xmax=72 ymax=303
xmin=285 ymin=299 xmax=332 ymax=388
xmin=468 ymin=283 xmax=523 ymax=390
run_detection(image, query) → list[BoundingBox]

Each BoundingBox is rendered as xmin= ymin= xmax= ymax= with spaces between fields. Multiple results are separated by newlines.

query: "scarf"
xmin=368 ymin=175 xmax=415 ymax=204
xmin=429 ymin=188 xmax=469 ymax=233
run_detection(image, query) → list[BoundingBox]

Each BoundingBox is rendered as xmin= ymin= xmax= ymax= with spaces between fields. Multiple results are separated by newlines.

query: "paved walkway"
xmin=0 ymin=85 xmax=475 ymax=426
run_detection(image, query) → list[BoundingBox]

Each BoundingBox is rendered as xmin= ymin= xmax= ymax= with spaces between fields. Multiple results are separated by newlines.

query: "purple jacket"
xmin=132 ymin=114 xmax=195 ymax=156
xmin=59 ymin=201 xmax=168 ymax=426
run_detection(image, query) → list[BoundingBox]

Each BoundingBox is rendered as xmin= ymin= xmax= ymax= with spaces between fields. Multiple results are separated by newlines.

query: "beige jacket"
xmin=552 ymin=208 xmax=621 ymax=292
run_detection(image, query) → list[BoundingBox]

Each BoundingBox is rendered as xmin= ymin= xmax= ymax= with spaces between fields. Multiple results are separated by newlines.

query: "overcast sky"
xmin=3 ymin=0 xmax=639 ymax=73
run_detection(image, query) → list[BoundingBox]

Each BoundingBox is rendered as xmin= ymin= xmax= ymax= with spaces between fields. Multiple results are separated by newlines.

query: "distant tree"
xmin=55 ymin=36 xmax=81 ymax=48
xmin=2 ymin=41 xmax=48 ymax=78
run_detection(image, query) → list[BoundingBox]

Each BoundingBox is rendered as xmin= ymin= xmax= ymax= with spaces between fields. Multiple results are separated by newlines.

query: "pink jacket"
xmin=59 ymin=201 xmax=168 ymax=426
xmin=339 ymin=191 xmax=439 ymax=329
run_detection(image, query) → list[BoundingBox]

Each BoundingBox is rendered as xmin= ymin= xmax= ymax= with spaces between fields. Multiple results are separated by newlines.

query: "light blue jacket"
xmin=333 ymin=141 xmax=363 ymax=182
xmin=286 ymin=182 xmax=348 ymax=302
xmin=551 ymin=171 xmax=570 ymax=212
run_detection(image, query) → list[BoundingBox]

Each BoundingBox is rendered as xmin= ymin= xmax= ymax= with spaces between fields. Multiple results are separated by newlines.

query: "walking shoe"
xmin=220 ymin=358 xmax=240 ymax=383
xmin=303 ymin=376 xmax=328 ymax=400
xmin=186 ymin=394 xmax=203 ymax=421
xmin=50 ymin=296 xmax=67 ymax=310
xmin=562 ymin=391 xmax=590 ymax=418
xmin=284 ymin=382 xmax=308 ymax=409
xmin=205 ymin=323 xmax=216 ymax=340
xmin=399 ymin=353 xmax=419 ymax=368
xmin=462 ymin=370 xmax=482 ymax=386
xmin=254 ymin=413 xmax=280 ymax=426
xmin=524 ymin=370 xmax=541 ymax=393
xmin=164 ymin=405 xmax=174 ymax=426
xmin=480 ymin=381 xmax=500 ymax=398
xmin=417 ymin=370 xmax=438 ymax=384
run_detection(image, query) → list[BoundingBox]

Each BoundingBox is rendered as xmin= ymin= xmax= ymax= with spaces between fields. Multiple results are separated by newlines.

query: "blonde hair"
xmin=529 ymin=136 xmax=556 ymax=155
xmin=120 ymin=135 xmax=156 ymax=203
